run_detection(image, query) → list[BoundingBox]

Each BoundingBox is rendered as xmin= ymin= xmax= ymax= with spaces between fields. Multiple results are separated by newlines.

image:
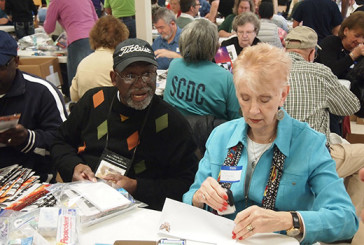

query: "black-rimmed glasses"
xmin=115 ymin=71 xmax=156 ymax=85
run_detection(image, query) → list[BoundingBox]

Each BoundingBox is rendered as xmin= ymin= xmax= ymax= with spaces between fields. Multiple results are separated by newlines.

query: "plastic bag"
xmin=51 ymin=181 xmax=137 ymax=227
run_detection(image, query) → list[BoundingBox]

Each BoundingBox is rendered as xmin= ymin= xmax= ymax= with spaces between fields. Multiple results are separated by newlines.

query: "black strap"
xmin=104 ymin=92 xmax=152 ymax=171
xmin=219 ymin=142 xmax=285 ymax=210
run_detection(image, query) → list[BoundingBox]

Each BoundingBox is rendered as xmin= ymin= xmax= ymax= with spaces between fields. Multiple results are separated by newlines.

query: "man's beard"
xmin=125 ymin=88 xmax=154 ymax=110
xmin=162 ymin=32 xmax=172 ymax=41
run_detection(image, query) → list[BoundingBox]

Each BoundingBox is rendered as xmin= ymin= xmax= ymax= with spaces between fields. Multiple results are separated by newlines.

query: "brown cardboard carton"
xmin=357 ymin=117 xmax=364 ymax=125
xmin=18 ymin=57 xmax=63 ymax=87
xmin=346 ymin=133 xmax=364 ymax=144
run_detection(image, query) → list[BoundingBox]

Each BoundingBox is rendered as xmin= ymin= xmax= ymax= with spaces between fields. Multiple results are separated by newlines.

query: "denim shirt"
xmin=152 ymin=27 xmax=182 ymax=70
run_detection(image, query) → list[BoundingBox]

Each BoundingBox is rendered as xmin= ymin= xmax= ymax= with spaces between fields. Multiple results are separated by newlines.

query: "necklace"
xmin=248 ymin=138 xmax=272 ymax=168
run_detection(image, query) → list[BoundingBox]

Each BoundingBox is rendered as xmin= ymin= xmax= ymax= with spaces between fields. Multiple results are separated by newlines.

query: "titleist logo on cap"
xmin=118 ymin=44 xmax=152 ymax=57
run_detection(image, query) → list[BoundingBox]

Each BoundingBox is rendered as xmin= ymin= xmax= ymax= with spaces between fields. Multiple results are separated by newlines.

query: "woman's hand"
xmin=192 ymin=177 xmax=228 ymax=211
xmin=232 ymin=205 xmax=292 ymax=240
xmin=350 ymin=43 xmax=364 ymax=60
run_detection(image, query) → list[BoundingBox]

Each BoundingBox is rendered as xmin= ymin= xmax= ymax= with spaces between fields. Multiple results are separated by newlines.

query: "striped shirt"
xmin=284 ymin=52 xmax=360 ymax=142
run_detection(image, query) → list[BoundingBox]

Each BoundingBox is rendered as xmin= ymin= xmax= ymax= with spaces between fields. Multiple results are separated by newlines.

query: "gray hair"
xmin=152 ymin=7 xmax=176 ymax=24
xmin=179 ymin=19 xmax=219 ymax=62
xmin=232 ymin=12 xmax=260 ymax=34
xmin=233 ymin=0 xmax=255 ymax=15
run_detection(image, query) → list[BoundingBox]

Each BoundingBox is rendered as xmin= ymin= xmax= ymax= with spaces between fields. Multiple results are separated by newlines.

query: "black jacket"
xmin=0 ymin=70 xmax=67 ymax=181
xmin=52 ymin=87 xmax=198 ymax=210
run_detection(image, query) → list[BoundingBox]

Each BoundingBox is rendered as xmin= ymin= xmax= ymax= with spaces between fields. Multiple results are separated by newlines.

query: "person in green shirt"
xmin=104 ymin=0 xmax=136 ymax=38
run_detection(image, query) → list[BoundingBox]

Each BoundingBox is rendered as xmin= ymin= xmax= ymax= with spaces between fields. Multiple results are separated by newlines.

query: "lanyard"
xmin=104 ymin=92 xmax=152 ymax=169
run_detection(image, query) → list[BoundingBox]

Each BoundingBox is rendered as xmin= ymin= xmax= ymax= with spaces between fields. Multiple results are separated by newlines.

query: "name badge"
xmin=95 ymin=149 xmax=132 ymax=179
xmin=176 ymin=47 xmax=180 ymax=53
xmin=220 ymin=166 xmax=242 ymax=183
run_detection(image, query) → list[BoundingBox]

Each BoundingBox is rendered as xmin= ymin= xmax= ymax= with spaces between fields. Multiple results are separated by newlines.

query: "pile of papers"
xmin=0 ymin=164 xmax=53 ymax=212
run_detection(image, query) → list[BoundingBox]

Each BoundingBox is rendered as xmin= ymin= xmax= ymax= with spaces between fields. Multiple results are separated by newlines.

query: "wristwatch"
xmin=286 ymin=211 xmax=301 ymax=237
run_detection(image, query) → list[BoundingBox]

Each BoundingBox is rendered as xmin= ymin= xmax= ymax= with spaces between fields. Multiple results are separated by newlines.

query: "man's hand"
xmin=0 ymin=124 xmax=28 ymax=147
xmin=154 ymin=49 xmax=182 ymax=59
xmin=73 ymin=164 xmax=97 ymax=182
xmin=103 ymin=173 xmax=137 ymax=195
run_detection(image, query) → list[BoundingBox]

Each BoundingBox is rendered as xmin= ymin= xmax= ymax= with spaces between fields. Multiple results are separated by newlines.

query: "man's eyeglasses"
xmin=116 ymin=71 xmax=156 ymax=84
xmin=0 ymin=57 xmax=14 ymax=71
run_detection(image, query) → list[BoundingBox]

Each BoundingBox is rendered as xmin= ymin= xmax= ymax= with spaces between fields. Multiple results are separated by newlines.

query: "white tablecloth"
xmin=79 ymin=208 xmax=299 ymax=245
xmin=0 ymin=25 xmax=15 ymax=33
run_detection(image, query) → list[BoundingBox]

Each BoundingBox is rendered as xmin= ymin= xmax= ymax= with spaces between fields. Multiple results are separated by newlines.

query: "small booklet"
xmin=214 ymin=45 xmax=238 ymax=73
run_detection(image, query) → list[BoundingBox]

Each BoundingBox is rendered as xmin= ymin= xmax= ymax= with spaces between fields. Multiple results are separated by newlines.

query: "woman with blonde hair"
xmin=183 ymin=43 xmax=358 ymax=244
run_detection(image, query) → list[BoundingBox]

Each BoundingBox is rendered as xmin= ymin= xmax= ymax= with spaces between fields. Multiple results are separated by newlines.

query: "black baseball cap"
xmin=113 ymin=38 xmax=158 ymax=72
xmin=0 ymin=31 xmax=17 ymax=66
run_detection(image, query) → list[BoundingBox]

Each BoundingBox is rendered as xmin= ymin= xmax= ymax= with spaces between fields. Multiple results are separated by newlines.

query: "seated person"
xmin=176 ymin=0 xmax=200 ymax=29
xmin=0 ymin=31 xmax=67 ymax=182
xmin=257 ymin=1 xmax=284 ymax=48
xmin=166 ymin=0 xmax=182 ymax=17
xmin=70 ymin=15 xmax=129 ymax=102
xmin=183 ymin=43 xmax=358 ymax=244
xmin=283 ymin=26 xmax=364 ymax=244
xmin=315 ymin=11 xmax=364 ymax=136
xmin=152 ymin=7 xmax=182 ymax=70
xmin=164 ymin=19 xmax=241 ymax=121
xmin=199 ymin=0 xmax=210 ymax=17
xmin=221 ymin=12 xmax=261 ymax=55
xmin=218 ymin=0 xmax=254 ymax=38
xmin=51 ymin=38 xmax=199 ymax=211
xmin=260 ymin=0 xmax=288 ymax=32
xmin=0 ymin=0 xmax=11 ymax=25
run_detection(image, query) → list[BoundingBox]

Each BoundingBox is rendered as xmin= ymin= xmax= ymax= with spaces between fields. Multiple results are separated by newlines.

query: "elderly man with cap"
xmin=51 ymin=38 xmax=199 ymax=211
xmin=283 ymin=26 xmax=364 ymax=244
xmin=0 ymin=31 xmax=67 ymax=182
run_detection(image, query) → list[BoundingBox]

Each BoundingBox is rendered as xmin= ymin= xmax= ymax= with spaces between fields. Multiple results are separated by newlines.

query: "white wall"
xmin=135 ymin=0 xmax=153 ymax=45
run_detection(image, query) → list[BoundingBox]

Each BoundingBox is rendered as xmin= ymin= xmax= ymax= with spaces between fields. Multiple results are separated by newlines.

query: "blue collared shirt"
xmin=152 ymin=27 xmax=182 ymax=70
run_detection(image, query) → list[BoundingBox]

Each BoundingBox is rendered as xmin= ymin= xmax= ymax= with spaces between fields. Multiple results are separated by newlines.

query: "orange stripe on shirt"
xmin=93 ymin=90 xmax=104 ymax=108
xmin=127 ymin=131 xmax=139 ymax=151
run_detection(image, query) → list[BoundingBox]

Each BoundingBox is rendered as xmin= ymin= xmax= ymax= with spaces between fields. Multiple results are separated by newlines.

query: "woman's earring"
xmin=276 ymin=107 xmax=284 ymax=121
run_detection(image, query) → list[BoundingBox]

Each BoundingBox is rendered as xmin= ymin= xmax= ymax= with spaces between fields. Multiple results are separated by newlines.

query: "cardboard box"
xmin=346 ymin=133 xmax=364 ymax=144
xmin=18 ymin=57 xmax=63 ymax=88
xmin=357 ymin=117 xmax=364 ymax=125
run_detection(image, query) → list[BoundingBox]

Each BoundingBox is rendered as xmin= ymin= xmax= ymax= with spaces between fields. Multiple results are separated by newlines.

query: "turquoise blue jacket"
xmin=183 ymin=110 xmax=358 ymax=244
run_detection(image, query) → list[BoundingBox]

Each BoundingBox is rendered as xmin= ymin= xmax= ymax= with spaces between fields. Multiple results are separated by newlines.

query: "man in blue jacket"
xmin=0 ymin=31 xmax=67 ymax=182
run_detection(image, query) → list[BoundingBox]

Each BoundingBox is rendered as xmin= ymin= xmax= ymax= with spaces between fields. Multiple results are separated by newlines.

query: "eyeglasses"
xmin=116 ymin=71 xmax=156 ymax=84
xmin=237 ymin=30 xmax=256 ymax=36
xmin=0 ymin=57 xmax=14 ymax=71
